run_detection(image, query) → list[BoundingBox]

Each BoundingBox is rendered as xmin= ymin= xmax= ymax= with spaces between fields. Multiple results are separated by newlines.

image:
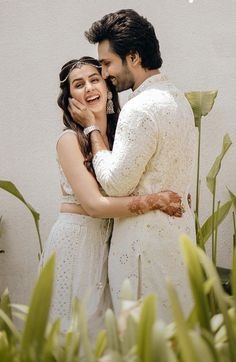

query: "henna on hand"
xmin=128 ymin=192 xmax=183 ymax=217
xmin=128 ymin=196 xmax=146 ymax=215
xmin=156 ymin=191 xmax=184 ymax=217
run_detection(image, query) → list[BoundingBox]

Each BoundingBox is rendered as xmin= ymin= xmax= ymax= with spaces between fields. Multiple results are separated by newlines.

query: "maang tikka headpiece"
xmin=60 ymin=60 xmax=102 ymax=84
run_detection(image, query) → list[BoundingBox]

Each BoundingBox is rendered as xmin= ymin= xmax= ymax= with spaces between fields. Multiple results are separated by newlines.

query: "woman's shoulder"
xmin=56 ymin=128 xmax=77 ymax=146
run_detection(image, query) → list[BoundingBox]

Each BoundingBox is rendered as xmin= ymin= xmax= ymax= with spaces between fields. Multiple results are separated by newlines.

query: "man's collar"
xmin=129 ymin=73 xmax=168 ymax=100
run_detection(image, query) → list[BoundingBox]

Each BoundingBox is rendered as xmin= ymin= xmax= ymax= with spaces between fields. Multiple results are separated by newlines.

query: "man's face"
xmin=98 ymin=40 xmax=135 ymax=92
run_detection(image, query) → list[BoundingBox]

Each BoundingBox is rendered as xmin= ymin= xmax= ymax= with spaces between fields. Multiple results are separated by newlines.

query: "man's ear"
xmin=126 ymin=52 xmax=141 ymax=67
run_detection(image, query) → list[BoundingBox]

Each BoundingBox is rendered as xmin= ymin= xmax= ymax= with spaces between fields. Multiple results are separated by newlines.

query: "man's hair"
xmin=85 ymin=9 xmax=162 ymax=69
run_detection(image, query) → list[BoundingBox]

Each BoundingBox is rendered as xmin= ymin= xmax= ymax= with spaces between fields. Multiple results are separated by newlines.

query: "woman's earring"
xmin=106 ymin=91 xmax=115 ymax=114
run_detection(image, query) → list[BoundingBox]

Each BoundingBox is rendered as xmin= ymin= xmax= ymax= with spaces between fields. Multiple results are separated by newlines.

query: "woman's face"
xmin=69 ymin=64 xmax=108 ymax=114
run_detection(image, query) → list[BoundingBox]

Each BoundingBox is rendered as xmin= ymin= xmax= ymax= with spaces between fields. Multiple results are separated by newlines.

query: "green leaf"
xmin=21 ymin=254 xmax=55 ymax=358
xmin=0 ymin=289 xmax=13 ymax=340
xmin=197 ymin=248 xmax=236 ymax=361
xmin=95 ymin=329 xmax=107 ymax=358
xmin=186 ymin=306 xmax=198 ymax=329
xmin=121 ymin=314 xmax=137 ymax=356
xmin=180 ymin=235 xmax=211 ymax=332
xmin=216 ymin=342 xmax=230 ymax=361
xmin=167 ymin=280 xmax=200 ymax=362
xmin=0 ymin=180 xmax=42 ymax=254
xmin=41 ymin=319 xmax=62 ymax=362
xmin=0 ymin=310 xmax=21 ymax=342
xmin=195 ymin=212 xmax=205 ymax=250
xmin=100 ymin=351 xmax=124 ymax=362
xmin=151 ymin=321 xmax=178 ymax=362
xmin=0 ymin=289 xmax=12 ymax=321
xmin=10 ymin=304 xmax=28 ymax=315
xmin=231 ymin=249 xmax=236 ymax=307
xmin=206 ymin=134 xmax=232 ymax=193
xmin=74 ymin=298 xmax=95 ymax=362
xmin=185 ymin=91 xmax=218 ymax=128
xmin=64 ymin=329 xmax=80 ymax=362
xmin=120 ymin=279 xmax=135 ymax=301
xmin=200 ymin=200 xmax=232 ymax=244
xmin=0 ymin=331 xmax=17 ymax=362
xmin=189 ymin=332 xmax=215 ymax=362
xmin=203 ymin=278 xmax=215 ymax=295
xmin=227 ymin=188 xmax=236 ymax=210
xmin=137 ymin=294 xmax=157 ymax=362
xmin=105 ymin=309 xmax=121 ymax=353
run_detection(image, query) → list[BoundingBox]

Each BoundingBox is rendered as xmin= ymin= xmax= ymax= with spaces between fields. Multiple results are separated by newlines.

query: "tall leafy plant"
xmin=206 ymin=134 xmax=232 ymax=264
xmin=185 ymin=92 xmax=233 ymax=262
xmin=0 ymin=180 xmax=42 ymax=258
xmin=185 ymin=90 xmax=218 ymax=243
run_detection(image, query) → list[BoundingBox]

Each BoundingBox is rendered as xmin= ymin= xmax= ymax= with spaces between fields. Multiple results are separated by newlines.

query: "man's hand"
xmin=68 ymin=98 xmax=96 ymax=127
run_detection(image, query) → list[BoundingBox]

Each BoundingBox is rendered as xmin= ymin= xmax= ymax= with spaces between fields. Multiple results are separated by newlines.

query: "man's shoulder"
xmin=123 ymin=86 xmax=176 ymax=115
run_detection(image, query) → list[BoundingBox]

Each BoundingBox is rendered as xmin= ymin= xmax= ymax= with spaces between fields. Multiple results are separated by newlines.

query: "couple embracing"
xmin=40 ymin=9 xmax=196 ymax=338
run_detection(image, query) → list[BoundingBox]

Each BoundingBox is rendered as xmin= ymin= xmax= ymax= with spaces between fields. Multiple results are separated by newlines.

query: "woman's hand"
xmin=68 ymin=98 xmax=96 ymax=128
xmin=127 ymin=191 xmax=184 ymax=217
xmin=154 ymin=190 xmax=184 ymax=217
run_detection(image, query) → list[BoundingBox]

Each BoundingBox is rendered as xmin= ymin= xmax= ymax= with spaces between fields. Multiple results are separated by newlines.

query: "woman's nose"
xmin=85 ymin=81 xmax=93 ymax=92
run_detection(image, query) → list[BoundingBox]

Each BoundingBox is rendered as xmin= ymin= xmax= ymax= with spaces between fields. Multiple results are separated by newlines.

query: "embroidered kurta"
xmin=93 ymin=74 xmax=197 ymax=321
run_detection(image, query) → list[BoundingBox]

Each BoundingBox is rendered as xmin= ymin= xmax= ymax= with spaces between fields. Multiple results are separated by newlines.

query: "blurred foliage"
xmin=1 ymin=236 xmax=236 ymax=361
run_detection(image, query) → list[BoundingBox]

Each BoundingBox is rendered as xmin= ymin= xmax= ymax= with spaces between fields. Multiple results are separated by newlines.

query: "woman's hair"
xmin=85 ymin=9 xmax=162 ymax=69
xmin=57 ymin=56 xmax=120 ymax=176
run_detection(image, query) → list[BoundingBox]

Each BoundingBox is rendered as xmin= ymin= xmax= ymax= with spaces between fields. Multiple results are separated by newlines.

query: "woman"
xmin=40 ymin=57 xmax=183 ymax=336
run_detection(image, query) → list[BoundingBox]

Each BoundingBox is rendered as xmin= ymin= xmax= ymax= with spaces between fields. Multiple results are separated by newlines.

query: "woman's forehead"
xmin=69 ymin=64 xmax=100 ymax=81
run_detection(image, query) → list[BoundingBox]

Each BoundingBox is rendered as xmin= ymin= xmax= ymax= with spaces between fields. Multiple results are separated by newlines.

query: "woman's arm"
xmin=57 ymin=133 xmax=183 ymax=218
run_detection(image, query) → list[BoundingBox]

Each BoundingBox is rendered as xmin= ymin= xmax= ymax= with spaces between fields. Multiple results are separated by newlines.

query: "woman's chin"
xmin=88 ymin=105 xmax=104 ymax=114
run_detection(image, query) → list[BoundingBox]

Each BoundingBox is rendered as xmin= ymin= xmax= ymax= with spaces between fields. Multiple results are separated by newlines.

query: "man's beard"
xmin=115 ymin=75 xmax=134 ymax=93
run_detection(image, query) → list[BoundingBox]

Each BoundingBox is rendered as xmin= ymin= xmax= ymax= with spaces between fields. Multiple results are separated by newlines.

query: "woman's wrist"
xmin=83 ymin=125 xmax=101 ymax=137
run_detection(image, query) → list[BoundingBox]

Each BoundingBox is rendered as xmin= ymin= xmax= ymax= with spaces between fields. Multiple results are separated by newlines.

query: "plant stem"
xmin=233 ymin=211 xmax=236 ymax=251
xmin=214 ymin=201 xmax=221 ymax=266
xmin=36 ymin=227 xmax=43 ymax=256
xmin=195 ymin=119 xmax=202 ymax=245
xmin=211 ymin=180 xmax=216 ymax=266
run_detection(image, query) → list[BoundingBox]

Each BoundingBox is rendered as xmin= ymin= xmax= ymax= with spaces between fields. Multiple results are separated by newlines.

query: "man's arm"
xmin=92 ymin=106 xmax=158 ymax=196
xmin=69 ymin=97 xmax=158 ymax=196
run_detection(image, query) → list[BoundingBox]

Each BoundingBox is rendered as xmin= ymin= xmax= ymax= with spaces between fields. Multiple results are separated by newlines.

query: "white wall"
xmin=1 ymin=0 xmax=236 ymax=305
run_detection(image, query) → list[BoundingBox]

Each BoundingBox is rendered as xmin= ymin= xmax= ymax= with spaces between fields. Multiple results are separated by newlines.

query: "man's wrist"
xmin=83 ymin=125 xmax=101 ymax=137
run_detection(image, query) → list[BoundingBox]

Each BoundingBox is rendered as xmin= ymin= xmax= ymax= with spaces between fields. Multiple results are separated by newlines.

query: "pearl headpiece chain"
xmin=60 ymin=60 xmax=102 ymax=84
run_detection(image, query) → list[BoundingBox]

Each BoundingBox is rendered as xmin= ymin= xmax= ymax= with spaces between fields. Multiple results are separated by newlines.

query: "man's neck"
xmin=132 ymin=68 xmax=160 ymax=91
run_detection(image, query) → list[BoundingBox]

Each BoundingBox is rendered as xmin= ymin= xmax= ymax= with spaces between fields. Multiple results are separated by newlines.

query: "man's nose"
xmin=102 ymin=66 xmax=109 ymax=79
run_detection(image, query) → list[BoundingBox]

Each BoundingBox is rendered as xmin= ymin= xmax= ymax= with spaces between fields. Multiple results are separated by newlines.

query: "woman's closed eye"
xmin=91 ymin=77 xmax=100 ymax=83
xmin=75 ymin=82 xmax=84 ymax=89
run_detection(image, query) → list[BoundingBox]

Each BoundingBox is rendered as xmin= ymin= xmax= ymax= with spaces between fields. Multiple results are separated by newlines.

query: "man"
xmin=69 ymin=9 xmax=196 ymax=320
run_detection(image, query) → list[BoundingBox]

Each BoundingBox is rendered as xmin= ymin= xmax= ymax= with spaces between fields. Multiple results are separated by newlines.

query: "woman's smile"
xmin=69 ymin=65 xmax=108 ymax=114
xmin=85 ymin=93 xmax=101 ymax=105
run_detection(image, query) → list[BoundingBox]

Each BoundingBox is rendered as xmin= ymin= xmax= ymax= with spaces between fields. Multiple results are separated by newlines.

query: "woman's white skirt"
xmin=39 ymin=213 xmax=112 ymax=338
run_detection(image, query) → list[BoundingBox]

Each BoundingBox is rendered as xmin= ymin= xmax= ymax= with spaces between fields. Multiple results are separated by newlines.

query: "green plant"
xmin=185 ymin=91 xmax=218 ymax=241
xmin=0 ymin=180 xmax=42 ymax=258
xmin=185 ymin=92 xmax=234 ymax=264
xmin=1 ymin=236 xmax=236 ymax=361
xmin=0 ymin=216 xmax=5 ymax=254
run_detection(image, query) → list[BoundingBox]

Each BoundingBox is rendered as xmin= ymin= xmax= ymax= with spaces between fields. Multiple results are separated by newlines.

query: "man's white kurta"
xmin=93 ymin=74 xmax=197 ymax=320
